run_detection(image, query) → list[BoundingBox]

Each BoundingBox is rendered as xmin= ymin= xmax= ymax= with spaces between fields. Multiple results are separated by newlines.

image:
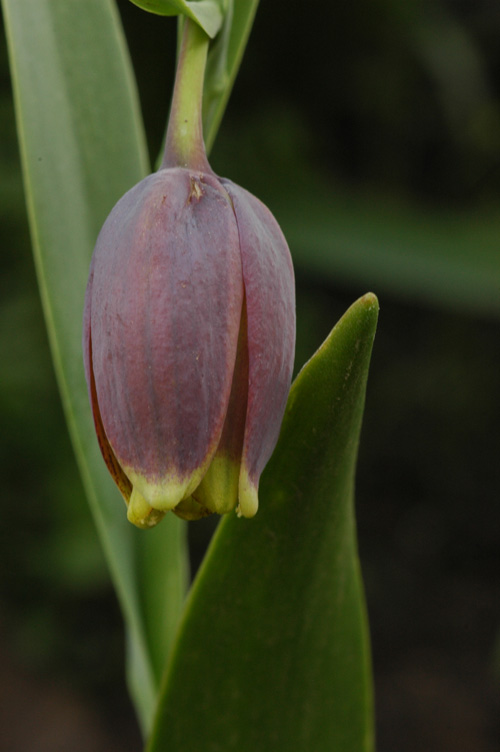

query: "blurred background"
xmin=1 ymin=0 xmax=499 ymax=749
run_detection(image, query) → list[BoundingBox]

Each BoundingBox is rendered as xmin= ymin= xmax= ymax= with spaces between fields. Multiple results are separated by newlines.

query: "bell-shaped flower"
xmin=82 ymin=20 xmax=295 ymax=528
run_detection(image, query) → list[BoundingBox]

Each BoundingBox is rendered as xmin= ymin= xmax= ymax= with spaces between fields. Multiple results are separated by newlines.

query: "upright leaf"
xmin=148 ymin=293 xmax=378 ymax=752
xmin=203 ymin=0 xmax=260 ymax=151
xmin=2 ymin=0 xmax=187 ymax=733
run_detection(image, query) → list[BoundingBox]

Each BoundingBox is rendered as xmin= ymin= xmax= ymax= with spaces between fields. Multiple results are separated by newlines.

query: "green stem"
xmin=162 ymin=19 xmax=211 ymax=171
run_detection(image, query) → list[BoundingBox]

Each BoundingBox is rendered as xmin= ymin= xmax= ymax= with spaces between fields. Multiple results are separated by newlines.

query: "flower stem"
xmin=162 ymin=19 xmax=211 ymax=172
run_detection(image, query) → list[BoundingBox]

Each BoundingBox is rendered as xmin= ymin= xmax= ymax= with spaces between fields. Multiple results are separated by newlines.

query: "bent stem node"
xmin=163 ymin=19 xmax=211 ymax=172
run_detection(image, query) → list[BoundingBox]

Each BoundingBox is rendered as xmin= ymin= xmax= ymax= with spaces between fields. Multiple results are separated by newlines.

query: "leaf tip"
xmin=359 ymin=291 xmax=379 ymax=313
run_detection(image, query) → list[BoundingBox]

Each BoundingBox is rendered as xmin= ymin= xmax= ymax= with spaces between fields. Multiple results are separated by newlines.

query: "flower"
xmin=83 ymin=165 xmax=295 ymax=527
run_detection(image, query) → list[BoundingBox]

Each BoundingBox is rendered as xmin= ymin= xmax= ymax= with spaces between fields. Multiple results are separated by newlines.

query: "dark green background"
xmin=1 ymin=1 xmax=499 ymax=749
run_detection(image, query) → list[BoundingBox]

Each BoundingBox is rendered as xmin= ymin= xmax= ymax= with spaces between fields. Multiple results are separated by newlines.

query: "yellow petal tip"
xmin=237 ymin=470 xmax=259 ymax=518
xmin=127 ymin=487 xmax=166 ymax=529
xmin=125 ymin=469 xmax=197 ymax=527
xmin=194 ymin=455 xmax=240 ymax=514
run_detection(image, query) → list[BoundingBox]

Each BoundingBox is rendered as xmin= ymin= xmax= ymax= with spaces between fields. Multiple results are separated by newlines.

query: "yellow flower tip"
xmin=173 ymin=496 xmax=212 ymax=521
xmin=127 ymin=487 xmax=166 ymax=529
xmin=193 ymin=455 xmax=240 ymax=515
xmin=126 ymin=469 xmax=194 ymax=511
xmin=126 ymin=470 xmax=208 ymax=527
xmin=237 ymin=470 xmax=259 ymax=519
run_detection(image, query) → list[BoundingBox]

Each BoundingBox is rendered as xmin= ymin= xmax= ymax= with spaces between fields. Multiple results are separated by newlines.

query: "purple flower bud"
xmin=83 ymin=165 xmax=295 ymax=527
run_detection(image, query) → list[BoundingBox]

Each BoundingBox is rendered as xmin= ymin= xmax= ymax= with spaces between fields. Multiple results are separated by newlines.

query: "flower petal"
xmin=89 ymin=168 xmax=243 ymax=519
xmin=193 ymin=299 xmax=249 ymax=514
xmin=83 ymin=256 xmax=136 ymax=509
xmin=221 ymin=180 xmax=296 ymax=517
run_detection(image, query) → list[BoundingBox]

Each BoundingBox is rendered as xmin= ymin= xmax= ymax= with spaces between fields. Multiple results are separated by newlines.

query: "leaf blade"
xmin=2 ymin=0 xmax=187 ymax=733
xmin=203 ymin=0 xmax=260 ymax=151
xmin=147 ymin=293 xmax=378 ymax=752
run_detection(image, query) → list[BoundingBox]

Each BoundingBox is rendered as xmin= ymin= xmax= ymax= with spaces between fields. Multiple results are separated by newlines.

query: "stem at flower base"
xmin=162 ymin=19 xmax=211 ymax=172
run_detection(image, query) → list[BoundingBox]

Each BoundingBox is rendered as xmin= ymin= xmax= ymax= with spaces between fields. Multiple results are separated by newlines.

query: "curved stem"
xmin=162 ymin=19 xmax=211 ymax=172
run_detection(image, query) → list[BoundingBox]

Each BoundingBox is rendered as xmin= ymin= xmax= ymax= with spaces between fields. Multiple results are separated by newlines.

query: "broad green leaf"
xmin=147 ymin=294 xmax=378 ymax=752
xmin=2 ymin=0 xmax=187 ymax=734
xmin=129 ymin=0 xmax=225 ymax=38
xmin=203 ymin=0 xmax=260 ymax=151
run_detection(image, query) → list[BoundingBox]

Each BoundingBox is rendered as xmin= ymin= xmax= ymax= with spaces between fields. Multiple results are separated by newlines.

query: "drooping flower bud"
xmin=82 ymin=20 xmax=295 ymax=528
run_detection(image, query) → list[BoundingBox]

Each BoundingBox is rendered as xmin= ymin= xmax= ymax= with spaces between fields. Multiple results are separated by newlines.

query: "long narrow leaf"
xmin=147 ymin=293 xmax=378 ymax=752
xmin=2 ymin=0 xmax=187 ymax=733
xmin=203 ymin=0 xmax=260 ymax=151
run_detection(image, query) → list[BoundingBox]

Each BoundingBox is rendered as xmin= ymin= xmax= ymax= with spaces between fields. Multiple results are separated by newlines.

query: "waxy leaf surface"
xmin=148 ymin=294 xmax=378 ymax=752
xmin=203 ymin=0 xmax=260 ymax=151
xmin=2 ymin=0 xmax=188 ymax=734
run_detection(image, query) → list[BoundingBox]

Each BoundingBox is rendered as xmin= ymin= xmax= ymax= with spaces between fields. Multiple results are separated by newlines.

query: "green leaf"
xmin=129 ymin=0 xmax=225 ymax=39
xmin=147 ymin=294 xmax=378 ymax=752
xmin=2 ymin=0 xmax=187 ymax=734
xmin=203 ymin=0 xmax=260 ymax=151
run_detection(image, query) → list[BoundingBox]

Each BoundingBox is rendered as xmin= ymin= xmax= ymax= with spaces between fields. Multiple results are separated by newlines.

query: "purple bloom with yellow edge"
xmin=82 ymin=20 xmax=295 ymax=528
